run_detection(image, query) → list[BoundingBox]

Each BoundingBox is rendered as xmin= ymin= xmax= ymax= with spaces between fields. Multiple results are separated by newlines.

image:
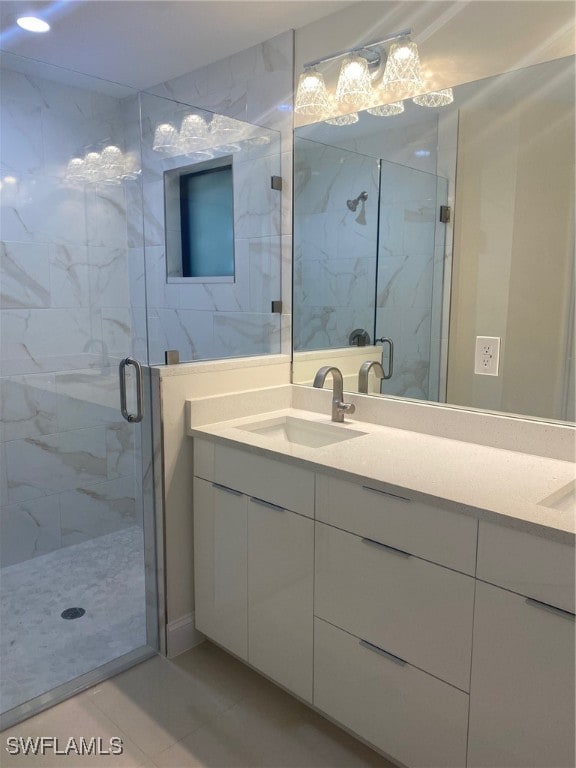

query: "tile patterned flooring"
xmin=0 ymin=527 xmax=147 ymax=713
xmin=0 ymin=642 xmax=394 ymax=768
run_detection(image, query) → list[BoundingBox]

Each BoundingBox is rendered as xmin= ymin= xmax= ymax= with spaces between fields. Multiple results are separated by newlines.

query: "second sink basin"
xmin=539 ymin=480 xmax=575 ymax=513
xmin=237 ymin=415 xmax=366 ymax=449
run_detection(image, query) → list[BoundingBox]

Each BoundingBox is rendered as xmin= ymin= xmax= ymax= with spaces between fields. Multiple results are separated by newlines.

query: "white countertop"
xmin=187 ymin=392 xmax=575 ymax=545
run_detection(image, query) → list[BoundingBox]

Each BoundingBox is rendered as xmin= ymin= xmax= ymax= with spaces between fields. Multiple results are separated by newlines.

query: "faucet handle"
xmin=339 ymin=402 xmax=355 ymax=415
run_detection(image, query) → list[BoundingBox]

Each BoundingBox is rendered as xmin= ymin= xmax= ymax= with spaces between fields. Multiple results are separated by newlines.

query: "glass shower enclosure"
xmin=293 ymin=136 xmax=448 ymax=403
xmin=0 ymin=53 xmax=159 ymax=729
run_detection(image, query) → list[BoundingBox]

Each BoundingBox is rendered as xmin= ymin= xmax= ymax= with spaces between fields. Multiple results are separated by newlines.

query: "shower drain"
xmin=61 ymin=607 xmax=85 ymax=620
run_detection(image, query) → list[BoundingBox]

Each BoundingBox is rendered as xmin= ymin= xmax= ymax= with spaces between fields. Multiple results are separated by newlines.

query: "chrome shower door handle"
xmin=119 ymin=357 xmax=144 ymax=423
xmin=376 ymin=337 xmax=394 ymax=380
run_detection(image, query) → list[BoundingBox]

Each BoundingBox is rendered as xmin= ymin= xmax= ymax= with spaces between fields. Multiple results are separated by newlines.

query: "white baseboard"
xmin=166 ymin=612 xmax=205 ymax=658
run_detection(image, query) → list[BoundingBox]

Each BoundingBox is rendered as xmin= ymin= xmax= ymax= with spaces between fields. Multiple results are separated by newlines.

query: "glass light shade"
xmin=65 ymin=157 xmax=87 ymax=183
xmin=185 ymin=150 xmax=216 ymax=162
xmin=210 ymin=114 xmax=243 ymax=143
xmin=412 ymin=88 xmax=454 ymax=108
xmin=294 ymin=70 xmax=330 ymax=116
xmin=245 ymin=135 xmax=271 ymax=147
xmin=367 ymin=101 xmax=405 ymax=117
xmin=179 ymin=114 xmax=209 ymax=152
xmin=324 ymin=112 xmax=359 ymax=126
xmin=100 ymin=145 xmax=124 ymax=183
xmin=83 ymin=152 xmax=101 ymax=182
xmin=335 ymin=54 xmax=373 ymax=106
xmin=153 ymin=123 xmax=178 ymax=153
xmin=381 ymin=41 xmax=424 ymax=95
xmin=121 ymin=152 xmax=141 ymax=181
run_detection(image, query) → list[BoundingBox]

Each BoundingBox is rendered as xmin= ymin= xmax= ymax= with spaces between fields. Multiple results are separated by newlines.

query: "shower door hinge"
xmin=439 ymin=205 xmax=451 ymax=223
xmin=271 ymin=300 xmax=283 ymax=314
xmin=271 ymin=176 xmax=283 ymax=191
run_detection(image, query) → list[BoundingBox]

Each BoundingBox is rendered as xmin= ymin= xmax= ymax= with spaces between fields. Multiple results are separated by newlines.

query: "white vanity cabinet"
xmin=468 ymin=522 xmax=576 ymax=768
xmin=313 ymin=472 xmax=476 ymax=767
xmin=192 ymin=433 xmax=575 ymax=768
xmin=193 ymin=439 xmax=314 ymax=702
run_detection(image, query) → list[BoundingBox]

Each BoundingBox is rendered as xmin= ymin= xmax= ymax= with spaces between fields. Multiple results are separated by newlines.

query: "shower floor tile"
xmin=0 ymin=526 xmax=147 ymax=713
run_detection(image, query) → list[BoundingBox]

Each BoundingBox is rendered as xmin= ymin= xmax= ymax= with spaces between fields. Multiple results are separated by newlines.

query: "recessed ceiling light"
xmin=16 ymin=16 xmax=50 ymax=33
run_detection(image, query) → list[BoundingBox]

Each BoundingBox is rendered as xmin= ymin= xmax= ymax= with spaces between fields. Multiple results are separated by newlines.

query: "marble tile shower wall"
xmin=0 ymin=67 xmax=143 ymax=567
xmin=377 ymin=161 xmax=444 ymax=401
xmin=141 ymin=30 xmax=294 ymax=363
xmin=136 ymin=94 xmax=282 ymax=363
xmin=293 ymin=140 xmax=380 ymax=351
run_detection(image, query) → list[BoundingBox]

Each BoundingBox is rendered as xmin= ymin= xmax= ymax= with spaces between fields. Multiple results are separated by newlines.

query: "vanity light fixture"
xmin=295 ymin=28 xmax=432 ymax=122
xmin=63 ymin=145 xmax=141 ymax=187
xmin=412 ymin=88 xmax=454 ymax=107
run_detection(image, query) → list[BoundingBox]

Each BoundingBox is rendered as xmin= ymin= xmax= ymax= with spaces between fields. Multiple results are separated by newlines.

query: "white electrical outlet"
xmin=474 ymin=336 xmax=501 ymax=376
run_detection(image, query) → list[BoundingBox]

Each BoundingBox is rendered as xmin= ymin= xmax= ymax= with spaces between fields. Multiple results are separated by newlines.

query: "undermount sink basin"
xmin=237 ymin=415 xmax=366 ymax=449
xmin=539 ymin=481 xmax=575 ymax=513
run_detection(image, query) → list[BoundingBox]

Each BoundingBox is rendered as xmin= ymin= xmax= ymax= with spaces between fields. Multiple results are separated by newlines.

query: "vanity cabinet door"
xmin=248 ymin=498 xmax=313 ymax=702
xmin=468 ymin=581 xmax=575 ymax=768
xmin=193 ymin=478 xmax=248 ymax=660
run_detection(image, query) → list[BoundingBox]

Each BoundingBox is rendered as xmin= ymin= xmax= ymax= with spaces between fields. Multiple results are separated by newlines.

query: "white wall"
xmin=448 ymin=96 xmax=575 ymax=420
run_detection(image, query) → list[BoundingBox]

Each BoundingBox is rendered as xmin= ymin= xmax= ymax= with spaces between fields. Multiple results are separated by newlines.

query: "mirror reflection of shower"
xmin=347 ymin=191 xmax=368 ymax=225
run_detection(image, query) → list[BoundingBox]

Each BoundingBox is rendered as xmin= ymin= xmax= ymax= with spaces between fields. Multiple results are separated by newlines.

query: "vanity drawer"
xmin=477 ymin=521 xmax=575 ymax=613
xmin=315 ymin=522 xmax=474 ymax=691
xmin=316 ymin=473 xmax=477 ymax=574
xmin=314 ymin=617 xmax=469 ymax=768
xmin=196 ymin=441 xmax=315 ymax=518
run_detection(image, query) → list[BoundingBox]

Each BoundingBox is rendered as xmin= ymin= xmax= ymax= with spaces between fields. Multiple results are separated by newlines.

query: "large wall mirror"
xmin=292 ymin=56 xmax=575 ymax=423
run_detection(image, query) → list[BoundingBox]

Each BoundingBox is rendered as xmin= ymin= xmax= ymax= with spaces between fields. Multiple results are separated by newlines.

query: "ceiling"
xmin=0 ymin=0 xmax=354 ymax=90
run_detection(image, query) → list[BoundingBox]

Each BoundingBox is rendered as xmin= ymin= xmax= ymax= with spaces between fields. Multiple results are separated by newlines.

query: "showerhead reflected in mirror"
xmin=292 ymin=56 xmax=575 ymax=423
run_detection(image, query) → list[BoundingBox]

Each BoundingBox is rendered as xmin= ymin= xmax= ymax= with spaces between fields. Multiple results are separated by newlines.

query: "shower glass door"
xmin=376 ymin=160 xmax=449 ymax=402
xmin=0 ymin=53 xmax=158 ymax=728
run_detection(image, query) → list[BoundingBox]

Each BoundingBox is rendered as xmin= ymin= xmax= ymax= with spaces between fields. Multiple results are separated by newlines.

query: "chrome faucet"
xmin=358 ymin=360 xmax=386 ymax=394
xmin=313 ymin=366 xmax=356 ymax=423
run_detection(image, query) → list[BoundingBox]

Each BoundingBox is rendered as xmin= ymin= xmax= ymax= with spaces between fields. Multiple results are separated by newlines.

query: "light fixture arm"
xmin=302 ymin=28 xmax=412 ymax=70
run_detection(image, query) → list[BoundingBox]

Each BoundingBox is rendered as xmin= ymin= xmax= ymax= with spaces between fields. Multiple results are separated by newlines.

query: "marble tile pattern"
xmin=0 ymin=526 xmax=147 ymax=713
xmin=377 ymin=160 xmax=444 ymax=401
xmin=293 ymin=138 xmax=380 ymax=351
xmin=138 ymin=30 xmax=293 ymax=365
xmin=0 ymin=64 xmax=143 ymax=563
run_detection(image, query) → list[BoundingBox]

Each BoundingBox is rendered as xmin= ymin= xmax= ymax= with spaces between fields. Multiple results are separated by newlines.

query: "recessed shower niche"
xmin=164 ymin=156 xmax=235 ymax=281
